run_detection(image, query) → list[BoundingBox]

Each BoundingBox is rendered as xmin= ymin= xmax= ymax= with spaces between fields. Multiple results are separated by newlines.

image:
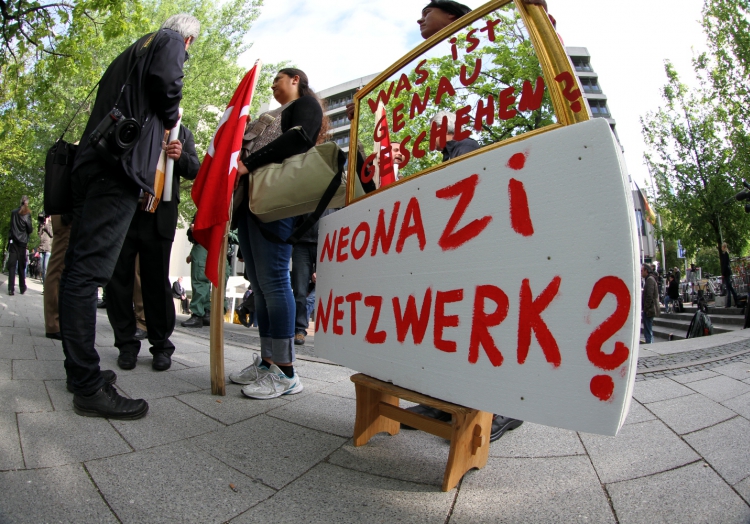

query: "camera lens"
xmin=115 ymin=119 xmax=140 ymax=149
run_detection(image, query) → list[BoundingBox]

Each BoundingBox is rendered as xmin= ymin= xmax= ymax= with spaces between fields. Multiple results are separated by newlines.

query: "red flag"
xmin=191 ymin=64 xmax=260 ymax=286
xmin=374 ymin=101 xmax=396 ymax=188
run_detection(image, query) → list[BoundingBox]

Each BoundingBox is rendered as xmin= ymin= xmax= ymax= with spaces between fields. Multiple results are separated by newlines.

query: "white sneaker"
xmin=229 ymin=354 xmax=270 ymax=385
xmin=241 ymin=364 xmax=303 ymax=399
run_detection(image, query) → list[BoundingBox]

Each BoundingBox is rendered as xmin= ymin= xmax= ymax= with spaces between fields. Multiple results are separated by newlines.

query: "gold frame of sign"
xmin=346 ymin=0 xmax=590 ymax=205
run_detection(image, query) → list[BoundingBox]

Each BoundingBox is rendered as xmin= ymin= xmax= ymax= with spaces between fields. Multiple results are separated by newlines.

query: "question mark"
xmin=554 ymin=72 xmax=582 ymax=113
xmin=586 ymin=276 xmax=631 ymax=401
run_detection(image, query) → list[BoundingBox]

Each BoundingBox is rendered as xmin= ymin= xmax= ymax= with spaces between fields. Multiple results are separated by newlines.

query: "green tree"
xmin=641 ymin=61 xmax=750 ymax=262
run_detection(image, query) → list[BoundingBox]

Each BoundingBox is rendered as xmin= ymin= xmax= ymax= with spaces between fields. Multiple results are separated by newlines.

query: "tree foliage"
xmin=641 ymin=61 xmax=750 ymax=260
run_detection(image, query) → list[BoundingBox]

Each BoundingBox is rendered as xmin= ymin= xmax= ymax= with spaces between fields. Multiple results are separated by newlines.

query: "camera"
xmin=88 ymin=108 xmax=141 ymax=165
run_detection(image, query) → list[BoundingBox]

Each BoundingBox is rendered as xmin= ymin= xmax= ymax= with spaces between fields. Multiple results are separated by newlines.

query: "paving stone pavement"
xmin=1 ymin=276 xmax=750 ymax=523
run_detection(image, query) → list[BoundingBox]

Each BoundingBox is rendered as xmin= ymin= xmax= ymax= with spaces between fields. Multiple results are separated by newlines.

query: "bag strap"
xmin=249 ymin=148 xmax=347 ymax=245
xmin=57 ymin=81 xmax=100 ymax=142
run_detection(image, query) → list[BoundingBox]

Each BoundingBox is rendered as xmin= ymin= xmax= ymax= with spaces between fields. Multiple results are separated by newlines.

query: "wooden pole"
xmin=209 ymin=221 xmax=229 ymax=396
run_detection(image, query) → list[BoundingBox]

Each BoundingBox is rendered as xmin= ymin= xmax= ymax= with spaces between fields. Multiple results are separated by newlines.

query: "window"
xmin=580 ymin=77 xmax=601 ymax=93
xmin=572 ymin=57 xmax=592 ymax=72
xmin=587 ymin=100 xmax=609 ymax=116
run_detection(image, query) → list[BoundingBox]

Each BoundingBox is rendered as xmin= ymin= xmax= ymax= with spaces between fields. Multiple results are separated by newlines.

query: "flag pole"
xmin=210 ymin=214 xmax=229 ymax=396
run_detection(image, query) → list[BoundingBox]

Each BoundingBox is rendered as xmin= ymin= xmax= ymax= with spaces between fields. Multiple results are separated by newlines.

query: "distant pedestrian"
xmin=38 ymin=214 xmax=53 ymax=283
xmin=172 ymin=276 xmax=189 ymax=314
xmin=642 ymin=263 xmax=660 ymax=343
xmin=665 ymin=274 xmax=679 ymax=311
xmin=720 ymin=242 xmax=739 ymax=308
xmin=6 ymin=196 xmax=33 ymax=295
xmin=182 ymin=218 xmax=211 ymax=328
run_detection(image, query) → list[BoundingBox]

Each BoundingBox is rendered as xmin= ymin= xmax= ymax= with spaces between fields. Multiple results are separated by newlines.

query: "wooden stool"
xmin=350 ymin=373 xmax=492 ymax=491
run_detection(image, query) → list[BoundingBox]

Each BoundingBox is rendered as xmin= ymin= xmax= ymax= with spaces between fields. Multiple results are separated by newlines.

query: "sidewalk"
xmin=1 ymin=275 xmax=749 ymax=523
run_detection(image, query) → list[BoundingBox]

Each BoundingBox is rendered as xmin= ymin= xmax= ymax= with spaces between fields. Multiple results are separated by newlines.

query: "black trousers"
xmin=60 ymin=163 xmax=140 ymax=395
xmin=106 ymin=210 xmax=176 ymax=357
xmin=7 ymin=241 xmax=27 ymax=292
xmin=291 ymin=242 xmax=316 ymax=335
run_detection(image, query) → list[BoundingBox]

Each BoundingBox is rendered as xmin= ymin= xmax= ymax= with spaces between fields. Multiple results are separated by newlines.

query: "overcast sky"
xmin=240 ymin=0 xmax=708 ymax=188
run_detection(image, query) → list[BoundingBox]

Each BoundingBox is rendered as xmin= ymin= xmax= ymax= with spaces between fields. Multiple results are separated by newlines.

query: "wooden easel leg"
xmin=442 ymin=410 xmax=492 ymax=491
xmin=352 ymin=383 xmax=400 ymax=446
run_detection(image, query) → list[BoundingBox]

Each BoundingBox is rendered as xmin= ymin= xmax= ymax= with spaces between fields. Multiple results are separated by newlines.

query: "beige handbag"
xmin=247 ymin=130 xmax=347 ymax=224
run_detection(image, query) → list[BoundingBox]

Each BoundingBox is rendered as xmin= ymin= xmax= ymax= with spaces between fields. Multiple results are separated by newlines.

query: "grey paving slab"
xmin=671 ymin=369 xmax=721 ymax=384
xmin=607 ymin=462 xmax=750 ymax=524
xmin=318 ymin=377 xmax=357 ymax=399
xmin=0 ymin=464 xmax=118 ymax=524
xmin=192 ymin=414 xmax=346 ymax=489
xmin=0 ymin=412 xmax=24 ymax=470
xmin=18 ymin=410 xmax=132 ymax=468
xmin=268 ymin=391 xmax=356 ymax=438
xmin=0 ymin=343 xmax=36 ymax=359
xmin=44 ymin=379 xmax=74 ymax=411
xmin=452 ymin=456 xmax=614 ymax=523
xmin=173 ymin=351 xmax=227 ymax=368
xmin=114 ymin=371 xmax=201 ymax=399
xmin=686 ymin=375 xmax=750 ymax=402
xmin=30 ymin=335 xmax=55 ymax=347
xmin=86 ymin=440 xmax=274 ymax=524
xmin=722 ymin=392 xmax=750 ymax=419
xmin=294 ymin=360 xmax=354 ymax=383
xmin=177 ymin=384 xmax=291 ymax=425
xmin=0 ymin=326 xmax=31 ymax=336
xmin=0 ymin=358 xmax=10 ymax=380
xmin=0 ymin=379 xmax=53 ymax=412
xmin=169 ymin=365 xmax=228 ymax=390
xmin=230 ymin=462 xmax=454 ymax=524
xmin=12 ymin=358 xmax=66 ymax=380
xmin=10 ymin=335 xmax=35 ymax=348
xmin=646 ymin=393 xmax=736 ymax=435
xmin=97 ymin=350 xmax=190 ymax=374
xmin=490 ymin=421 xmax=585 ymax=457
xmin=632 ymin=378 xmax=694 ymax=404
xmin=579 ymin=419 xmax=700 ymax=483
xmin=34 ymin=344 xmax=66 ymax=360
xmin=713 ymin=362 xmax=750 ymax=380
xmin=684 ymin=417 xmax=750 ymax=484
xmin=110 ymin=397 xmax=224 ymax=450
xmin=636 ymin=348 xmax=658 ymax=357
xmin=736 ymin=476 xmax=750 ymax=505
xmin=329 ymin=430 xmax=451 ymax=486
xmin=623 ymin=401 xmax=656 ymax=425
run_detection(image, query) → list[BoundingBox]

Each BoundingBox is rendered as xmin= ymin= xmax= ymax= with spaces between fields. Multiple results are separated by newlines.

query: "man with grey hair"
xmin=430 ymin=110 xmax=481 ymax=160
xmin=59 ymin=13 xmax=199 ymax=420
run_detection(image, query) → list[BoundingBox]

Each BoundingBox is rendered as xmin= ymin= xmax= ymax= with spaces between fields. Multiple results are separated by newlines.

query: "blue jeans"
xmin=40 ymin=251 xmax=50 ymax=283
xmin=642 ymin=314 xmax=654 ymax=344
xmin=236 ymin=207 xmax=295 ymax=363
xmin=306 ymin=288 xmax=316 ymax=327
xmin=292 ymin=242 xmax=316 ymax=335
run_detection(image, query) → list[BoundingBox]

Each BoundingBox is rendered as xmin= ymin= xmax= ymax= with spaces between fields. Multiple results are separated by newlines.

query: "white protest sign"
xmin=316 ymin=118 xmax=639 ymax=436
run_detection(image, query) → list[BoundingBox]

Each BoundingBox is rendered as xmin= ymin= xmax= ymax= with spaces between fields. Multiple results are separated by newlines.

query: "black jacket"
xmin=442 ymin=138 xmax=480 ymax=161
xmin=155 ymin=125 xmax=200 ymax=241
xmin=720 ymin=251 xmax=732 ymax=277
xmin=9 ymin=208 xmax=33 ymax=245
xmin=74 ymin=29 xmax=187 ymax=195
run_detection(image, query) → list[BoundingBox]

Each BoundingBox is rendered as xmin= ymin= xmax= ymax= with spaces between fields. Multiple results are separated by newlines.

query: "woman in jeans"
xmin=229 ymin=68 xmax=325 ymax=399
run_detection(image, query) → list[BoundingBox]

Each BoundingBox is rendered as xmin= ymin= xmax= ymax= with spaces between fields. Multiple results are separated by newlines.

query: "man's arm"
xmin=147 ymin=32 xmax=186 ymax=130
xmin=173 ymin=127 xmax=200 ymax=181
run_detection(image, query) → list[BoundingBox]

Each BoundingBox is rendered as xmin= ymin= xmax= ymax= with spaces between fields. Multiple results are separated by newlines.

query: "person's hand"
xmin=165 ymin=139 xmax=182 ymax=160
xmin=186 ymin=255 xmax=192 ymax=264
xmin=523 ymin=0 xmax=548 ymax=11
xmin=312 ymin=272 xmax=316 ymax=283
xmin=345 ymin=102 xmax=355 ymax=122
xmin=234 ymin=162 xmax=248 ymax=191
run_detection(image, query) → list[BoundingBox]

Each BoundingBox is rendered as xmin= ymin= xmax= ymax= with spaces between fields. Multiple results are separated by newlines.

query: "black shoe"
xmin=8 ymin=289 xmax=14 ymax=296
xmin=19 ymin=286 xmax=26 ymax=295
xmin=96 ymin=300 xmax=107 ymax=309
xmin=237 ymin=312 xmax=250 ymax=327
xmin=134 ymin=328 xmax=148 ymax=341
xmin=46 ymin=332 xmax=63 ymax=340
xmin=117 ymin=352 xmax=137 ymax=370
xmin=401 ymin=404 xmax=452 ymax=430
xmin=67 ymin=369 xmax=117 ymax=393
xmin=490 ymin=415 xmax=523 ymax=443
xmin=73 ymin=384 xmax=148 ymax=420
xmin=152 ymin=352 xmax=171 ymax=371
xmin=181 ymin=315 xmax=203 ymax=328
xmin=202 ymin=313 xmax=211 ymax=327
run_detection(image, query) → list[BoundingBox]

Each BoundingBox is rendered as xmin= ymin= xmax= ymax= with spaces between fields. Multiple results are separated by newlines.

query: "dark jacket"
xmin=642 ymin=273 xmax=660 ymax=318
xmin=667 ymin=279 xmax=679 ymax=300
xmin=442 ymin=138 xmax=480 ymax=161
xmin=720 ymin=250 xmax=732 ymax=277
xmin=9 ymin=208 xmax=33 ymax=245
xmin=156 ymin=125 xmax=200 ymax=241
xmin=74 ymin=29 xmax=187 ymax=195
xmin=172 ymin=280 xmax=185 ymax=299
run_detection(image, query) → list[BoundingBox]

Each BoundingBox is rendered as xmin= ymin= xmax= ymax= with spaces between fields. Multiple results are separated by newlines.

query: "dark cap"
xmin=423 ymin=1 xmax=472 ymax=18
